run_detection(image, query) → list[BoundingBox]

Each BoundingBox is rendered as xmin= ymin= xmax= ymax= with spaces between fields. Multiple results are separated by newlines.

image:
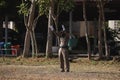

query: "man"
xmin=50 ymin=25 xmax=70 ymax=72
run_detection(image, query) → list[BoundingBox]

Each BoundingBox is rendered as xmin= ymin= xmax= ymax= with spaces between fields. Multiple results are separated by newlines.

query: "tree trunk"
xmin=98 ymin=1 xmax=103 ymax=59
xmin=98 ymin=16 xmax=103 ymax=59
xmin=30 ymin=30 xmax=35 ymax=57
xmin=83 ymin=0 xmax=91 ymax=60
xmin=30 ymin=29 xmax=38 ymax=58
xmin=46 ymin=3 xmax=53 ymax=58
xmin=52 ymin=0 xmax=59 ymax=46
xmin=22 ymin=0 xmax=37 ymax=57
xmin=100 ymin=0 xmax=109 ymax=58
xmin=93 ymin=19 xmax=98 ymax=54
xmin=33 ymin=30 xmax=38 ymax=57
xmin=32 ymin=16 xmax=40 ymax=57
xmin=54 ymin=16 xmax=59 ymax=46
xmin=29 ymin=0 xmax=37 ymax=58
xmin=23 ymin=30 xmax=31 ymax=57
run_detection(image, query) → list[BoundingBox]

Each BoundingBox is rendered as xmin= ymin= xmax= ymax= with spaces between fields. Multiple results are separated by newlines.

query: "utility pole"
xmin=5 ymin=16 xmax=8 ymax=44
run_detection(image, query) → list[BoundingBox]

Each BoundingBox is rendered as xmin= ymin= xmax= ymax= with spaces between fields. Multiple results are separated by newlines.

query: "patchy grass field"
xmin=0 ymin=56 xmax=120 ymax=80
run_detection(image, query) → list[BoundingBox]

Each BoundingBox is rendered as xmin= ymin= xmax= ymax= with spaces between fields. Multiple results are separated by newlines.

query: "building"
xmin=108 ymin=20 xmax=120 ymax=41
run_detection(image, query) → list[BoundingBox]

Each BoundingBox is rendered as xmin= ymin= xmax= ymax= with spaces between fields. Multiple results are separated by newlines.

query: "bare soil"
xmin=0 ymin=57 xmax=120 ymax=80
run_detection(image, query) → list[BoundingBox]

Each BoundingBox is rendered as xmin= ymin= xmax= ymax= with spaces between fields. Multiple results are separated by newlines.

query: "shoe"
xmin=66 ymin=70 xmax=69 ymax=72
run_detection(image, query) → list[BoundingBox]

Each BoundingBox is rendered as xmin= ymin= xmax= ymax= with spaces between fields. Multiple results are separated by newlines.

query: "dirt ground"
xmin=0 ymin=57 xmax=120 ymax=80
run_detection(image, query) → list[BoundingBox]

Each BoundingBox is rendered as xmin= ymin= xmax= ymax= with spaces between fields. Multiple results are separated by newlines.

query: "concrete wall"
xmin=72 ymin=21 xmax=97 ymax=37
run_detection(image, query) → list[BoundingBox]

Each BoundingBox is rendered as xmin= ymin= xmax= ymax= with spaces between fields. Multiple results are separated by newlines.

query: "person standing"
xmin=50 ymin=25 xmax=70 ymax=72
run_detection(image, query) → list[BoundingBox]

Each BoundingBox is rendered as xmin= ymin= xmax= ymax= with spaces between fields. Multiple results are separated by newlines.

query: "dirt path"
xmin=0 ymin=64 xmax=120 ymax=80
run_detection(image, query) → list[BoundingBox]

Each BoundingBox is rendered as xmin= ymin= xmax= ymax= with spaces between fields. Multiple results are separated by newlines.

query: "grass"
xmin=0 ymin=56 xmax=59 ymax=66
xmin=0 ymin=56 xmax=120 ymax=80
xmin=0 ymin=56 xmax=120 ymax=67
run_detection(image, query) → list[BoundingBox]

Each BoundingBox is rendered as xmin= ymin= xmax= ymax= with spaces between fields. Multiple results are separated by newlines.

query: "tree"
xmin=51 ymin=0 xmax=74 ymax=46
xmin=99 ymin=0 xmax=109 ymax=58
xmin=19 ymin=0 xmax=53 ymax=58
xmin=45 ymin=0 xmax=54 ymax=58
xmin=18 ymin=0 xmax=40 ymax=57
xmin=36 ymin=0 xmax=53 ymax=58
xmin=96 ymin=0 xmax=109 ymax=59
xmin=82 ymin=0 xmax=91 ymax=60
xmin=38 ymin=0 xmax=74 ymax=58
xmin=18 ymin=0 xmax=55 ymax=58
xmin=96 ymin=1 xmax=104 ymax=59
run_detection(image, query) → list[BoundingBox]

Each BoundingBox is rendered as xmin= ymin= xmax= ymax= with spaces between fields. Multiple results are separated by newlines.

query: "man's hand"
xmin=62 ymin=25 xmax=65 ymax=31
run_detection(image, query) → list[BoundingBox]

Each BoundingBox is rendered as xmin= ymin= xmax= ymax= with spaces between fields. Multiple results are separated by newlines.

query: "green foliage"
xmin=17 ymin=0 xmax=50 ymax=16
xmin=37 ymin=0 xmax=75 ymax=16
xmin=0 ymin=0 xmax=6 ymax=8
xmin=17 ymin=2 xmax=30 ymax=15
xmin=17 ymin=0 xmax=74 ymax=17
xmin=37 ymin=0 xmax=50 ymax=16
xmin=54 ymin=0 xmax=74 ymax=15
xmin=59 ymin=0 xmax=74 ymax=12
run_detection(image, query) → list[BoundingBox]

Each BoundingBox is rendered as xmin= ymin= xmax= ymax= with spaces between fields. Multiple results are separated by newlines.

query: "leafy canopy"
xmin=17 ymin=0 xmax=31 ymax=16
xmin=54 ymin=0 xmax=74 ymax=15
xmin=17 ymin=0 xmax=74 ymax=16
xmin=0 ymin=0 xmax=6 ymax=8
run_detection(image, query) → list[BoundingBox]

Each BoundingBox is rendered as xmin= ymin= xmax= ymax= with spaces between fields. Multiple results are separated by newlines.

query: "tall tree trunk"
xmin=52 ymin=0 xmax=59 ymax=46
xmin=33 ymin=30 xmax=38 ymax=57
xmin=23 ymin=30 xmax=31 ymax=57
xmin=30 ymin=30 xmax=35 ymax=57
xmin=29 ymin=0 xmax=37 ymax=58
xmin=83 ymin=0 xmax=91 ymax=60
xmin=22 ymin=0 xmax=37 ymax=57
xmin=98 ymin=14 xmax=103 ymax=59
xmin=100 ymin=0 xmax=109 ymax=58
xmin=98 ymin=1 xmax=103 ymax=59
xmin=46 ymin=1 xmax=53 ymax=58
xmin=30 ymin=29 xmax=38 ymax=58
xmin=93 ymin=19 xmax=98 ymax=54
xmin=54 ymin=16 xmax=59 ymax=46
xmin=32 ymin=16 xmax=40 ymax=57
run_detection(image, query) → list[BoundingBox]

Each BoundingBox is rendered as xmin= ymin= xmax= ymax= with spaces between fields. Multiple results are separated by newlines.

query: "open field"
xmin=0 ymin=57 xmax=120 ymax=80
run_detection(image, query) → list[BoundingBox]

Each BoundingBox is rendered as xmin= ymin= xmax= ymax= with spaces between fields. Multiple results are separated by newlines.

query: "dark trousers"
xmin=58 ymin=48 xmax=69 ymax=71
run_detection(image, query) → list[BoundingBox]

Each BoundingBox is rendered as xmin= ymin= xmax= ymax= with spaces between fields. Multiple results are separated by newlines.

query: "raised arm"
xmin=49 ymin=25 xmax=68 ymax=37
xmin=49 ymin=25 xmax=60 ymax=37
